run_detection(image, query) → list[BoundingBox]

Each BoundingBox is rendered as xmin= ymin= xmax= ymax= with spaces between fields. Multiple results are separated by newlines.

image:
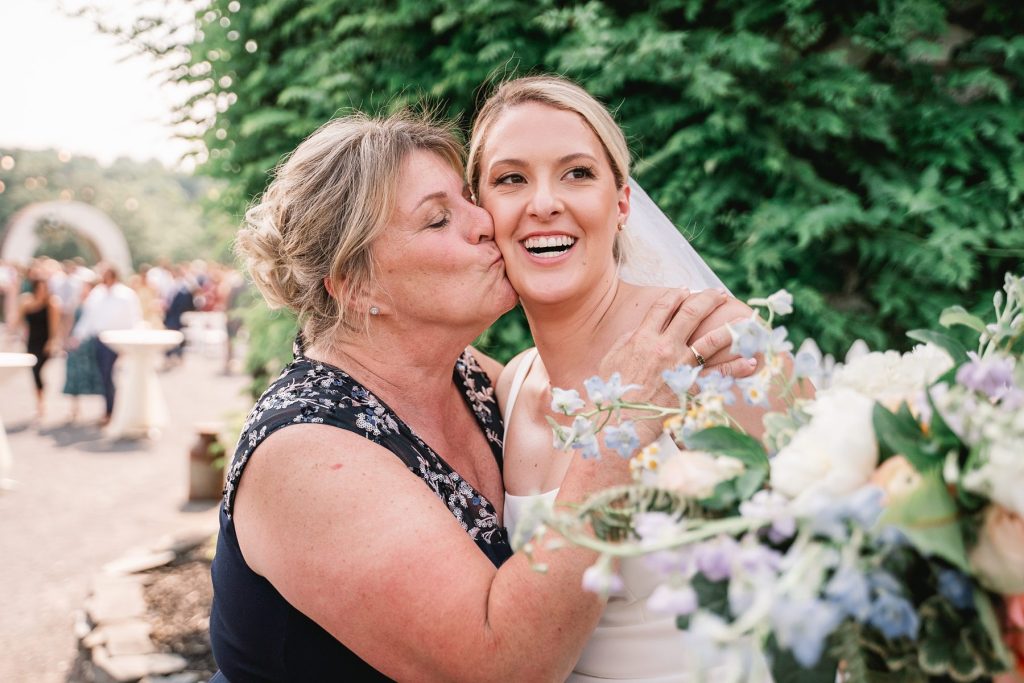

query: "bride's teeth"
xmin=522 ymin=235 xmax=576 ymax=255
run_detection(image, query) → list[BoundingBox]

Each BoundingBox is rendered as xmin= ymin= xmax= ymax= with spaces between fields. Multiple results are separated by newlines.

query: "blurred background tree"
xmin=110 ymin=0 xmax=1024 ymax=389
xmin=0 ymin=149 xmax=234 ymax=266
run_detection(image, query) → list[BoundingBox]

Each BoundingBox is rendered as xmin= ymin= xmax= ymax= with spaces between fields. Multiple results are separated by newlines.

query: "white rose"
xmin=969 ymin=505 xmax=1024 ymax=595
xmin=832 ymin=344 xmax=953 ymax=411
xmin=770 ymin=388 xmax=878 ymax=502
xmin=962 ymin=440 xmax=1024 ymax=518
xmin=658 ymin=448 xmax=745 ymax=499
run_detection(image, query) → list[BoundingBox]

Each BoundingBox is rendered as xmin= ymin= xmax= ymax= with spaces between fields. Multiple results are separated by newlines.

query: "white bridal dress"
xmin=504 ymin=351 xmax=693 ymax=682
xmin=501 ymin=181 xmax=772 ymax=682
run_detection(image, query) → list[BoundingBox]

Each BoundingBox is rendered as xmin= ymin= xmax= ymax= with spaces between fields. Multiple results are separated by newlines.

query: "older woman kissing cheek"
xmin=209 ymin=112 xmax=739 ymax=682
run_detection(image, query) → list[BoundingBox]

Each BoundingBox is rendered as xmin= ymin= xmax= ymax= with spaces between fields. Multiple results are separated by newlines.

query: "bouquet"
xmin=533 ymin=273 xmax=1024 ymax=682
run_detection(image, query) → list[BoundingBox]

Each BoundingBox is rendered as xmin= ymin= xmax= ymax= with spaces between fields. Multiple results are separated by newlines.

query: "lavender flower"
xmin=765 ymin=326 xmax=794 ymax=355
xmin=583 ymin=373 xmax=641 ymax=407
xmin=956 ymin=352 xmax=1016 ymax=401
xmin=739 ymin=490 xmax=797 ymax=543
xmin=647 ymin=582 xmax=699 ymax=616
xmin=582 ymin=558 xmax=625 ymax=596
xmin=694 ymin=536 xmax=739 ymax=582
xmin=604 ymin=421 xmax=640 ymax=458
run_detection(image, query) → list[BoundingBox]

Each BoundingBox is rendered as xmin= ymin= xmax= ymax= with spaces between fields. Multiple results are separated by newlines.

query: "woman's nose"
xmin=527 ymin=181 xmax=563 ymax=222
xmin=467 ymin=201 xmax=496 ymax=244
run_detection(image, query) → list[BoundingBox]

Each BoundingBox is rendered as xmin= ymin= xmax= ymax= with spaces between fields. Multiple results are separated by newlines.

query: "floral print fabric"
xmin=223 ymin=341 xmax=512 ymax=567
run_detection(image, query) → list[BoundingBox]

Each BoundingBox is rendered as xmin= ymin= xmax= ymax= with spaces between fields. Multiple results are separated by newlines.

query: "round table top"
xmin=0 ymin=352 xmax=38 ymax=368
xmin=99 ymin=329 xmax=185 ymax=349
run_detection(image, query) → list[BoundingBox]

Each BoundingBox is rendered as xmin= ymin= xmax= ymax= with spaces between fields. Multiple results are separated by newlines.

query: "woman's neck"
xmin=306 ymin=327 xmax=470 ymax=420
xmin=524 ymin=277 xmax=655 ymax=390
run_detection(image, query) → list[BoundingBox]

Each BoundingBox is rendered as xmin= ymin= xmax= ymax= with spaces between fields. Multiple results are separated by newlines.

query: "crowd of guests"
xmin=0 ymin=257 xmax=247 ymax=425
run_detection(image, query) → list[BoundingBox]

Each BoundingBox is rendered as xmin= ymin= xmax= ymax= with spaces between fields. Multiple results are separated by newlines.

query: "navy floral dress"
xmin=210 ymin=339 xmax=512 ymax=681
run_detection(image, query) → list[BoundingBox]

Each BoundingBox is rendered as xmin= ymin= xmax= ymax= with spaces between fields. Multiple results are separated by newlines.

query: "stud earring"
xmin=617 ymin=222 xmax=626 ymax=232
xmin=369 ymin=306 xmax=380 ymax=316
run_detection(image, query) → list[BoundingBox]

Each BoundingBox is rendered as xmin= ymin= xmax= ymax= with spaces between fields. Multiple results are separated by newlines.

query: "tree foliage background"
xmin=0 ymin=149 xmax=234 ymax=266
xmin=123 ymin=0 xmax=1024 ymax=383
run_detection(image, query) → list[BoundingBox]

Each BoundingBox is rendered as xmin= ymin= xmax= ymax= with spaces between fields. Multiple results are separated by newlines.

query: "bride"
xmin=468 ymin=75 xmax=779 ymax=681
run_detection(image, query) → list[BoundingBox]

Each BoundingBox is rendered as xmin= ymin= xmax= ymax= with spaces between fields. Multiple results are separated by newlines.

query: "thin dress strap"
xmin=502 ymin=347 xmax=539 ymax=445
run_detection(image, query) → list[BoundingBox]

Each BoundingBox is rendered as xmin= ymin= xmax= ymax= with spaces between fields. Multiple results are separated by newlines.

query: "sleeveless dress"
xmin=210 ymin=341 xmax=512 ymax=681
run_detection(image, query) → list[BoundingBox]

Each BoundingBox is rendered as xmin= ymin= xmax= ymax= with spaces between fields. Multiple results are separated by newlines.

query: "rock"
xmin=95 ymin=620 xmax=157 ymax=656
xmin=86 ymin=579 xmax=148 ymax=624
xmin=103 ymin=550 xmax=176 ymax=575
xmin=93 ymin=647 xmax=187 ymax=682
xmin=141 ymin=673 xmax=201 ymax=683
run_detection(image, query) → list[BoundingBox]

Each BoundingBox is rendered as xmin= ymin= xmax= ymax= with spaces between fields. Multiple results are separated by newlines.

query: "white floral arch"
xmin=1 ymin=201 xmax=132 ymax=274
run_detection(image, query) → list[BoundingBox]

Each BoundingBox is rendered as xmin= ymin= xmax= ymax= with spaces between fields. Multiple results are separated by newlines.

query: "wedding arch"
xmin=1 ymin=201 xmax=132 ymax=274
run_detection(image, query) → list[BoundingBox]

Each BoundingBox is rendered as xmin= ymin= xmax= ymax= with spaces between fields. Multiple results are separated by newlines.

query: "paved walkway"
xmin=0 ymin=339 xmax=252 ymax=682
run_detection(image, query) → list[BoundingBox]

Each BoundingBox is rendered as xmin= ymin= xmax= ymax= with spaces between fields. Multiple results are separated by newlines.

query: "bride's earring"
xmin=369 ymin=306 xmax=381 ymax=316
xmin=617 ymin=222 xmax=626 ymax=232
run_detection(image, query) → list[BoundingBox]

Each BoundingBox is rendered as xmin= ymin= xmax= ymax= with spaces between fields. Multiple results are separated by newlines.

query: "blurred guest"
xmin=221 ymin=269 xmax=248 ymax=374
xmin=49 ymin=260 xmax=85 ymax=346
xmin=130 ymin=267 xmax=164 ymax=328
xmin=162 ymin=265 xmax=195 ymax=366
xmin=18 ymin=276 xmax=60 ymax=420
xmin=72 ymin=264 xmax=142 ymax=426
xmin=62 ymin=280 xmax=104 ymax=423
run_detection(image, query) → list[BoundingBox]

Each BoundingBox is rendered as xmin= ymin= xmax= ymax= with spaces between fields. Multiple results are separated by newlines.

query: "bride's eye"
xmin=494 ymin=173 xmax=525 ymax=186
xmin=565 ymin=166 xmax=596 ymax=181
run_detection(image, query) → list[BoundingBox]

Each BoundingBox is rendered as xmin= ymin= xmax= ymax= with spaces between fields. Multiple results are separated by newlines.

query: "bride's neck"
xmin=524 ymin=277 xmax=652 ymax=389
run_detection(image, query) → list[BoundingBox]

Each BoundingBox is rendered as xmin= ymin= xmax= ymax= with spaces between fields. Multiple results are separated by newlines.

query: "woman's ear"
xmin=323 ymin=276 xmax=337 ymax=299
xmin=617 ymin=182 xmax=631 ymax=229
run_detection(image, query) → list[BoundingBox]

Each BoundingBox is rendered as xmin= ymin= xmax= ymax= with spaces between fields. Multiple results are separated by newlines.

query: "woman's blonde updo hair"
xmin=467 ymin=75 xmax=631 ymax=197
xmin=236 ymin=112 xmax=463 ymax=350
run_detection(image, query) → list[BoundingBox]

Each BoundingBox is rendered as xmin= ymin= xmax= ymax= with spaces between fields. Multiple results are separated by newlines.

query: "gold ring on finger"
xmin=689 ymin=345 xmax=706 ymax=367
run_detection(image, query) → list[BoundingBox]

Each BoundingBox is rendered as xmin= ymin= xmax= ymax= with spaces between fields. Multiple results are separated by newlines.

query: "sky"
xmin=0 ymin=0 xmax=193 ymax=170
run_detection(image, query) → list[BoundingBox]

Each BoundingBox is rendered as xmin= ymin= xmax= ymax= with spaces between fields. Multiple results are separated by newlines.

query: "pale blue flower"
xmin=825 ymin=566 xmax=872 ymax=621
xmin=696 ymin=371 xmax=736 ymax=405
xmin=647 ymin=582 xmax=699 ymax=615
xmin=663 ymin=364 xmax=702 ymax=397
xmin=843 ymin=486 xmax=885 ymax=528
xmin=868 ymin=591 xmax=919 ymax=640
xmin=937 ymin=569 xmax=974 ymax=610
xmin=550 ymin=387 xmax=585 ymax=415
xmin=765 ymin=326 xmax=794 ymax=355
xmin=729 ymin=318 xmax=770 ymax=358
xmin=584 ymin=372 xmax=641 ymax=407
xmin=767 ymin=289 xmax=794 ymax=315
xmin=793 ymin=349 xmax=819 ymax=379
xmin=736 ymin=374 xmax=771 ymax=408
xmin=771 ymin=598 xmax=845 ymax=668
xmin=569 ymin=415 xmax=600 ymax=459
xmin=604 ymin=421 xmax=640 ymax=458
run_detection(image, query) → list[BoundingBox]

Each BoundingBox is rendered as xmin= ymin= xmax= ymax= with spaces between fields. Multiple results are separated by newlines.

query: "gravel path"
xmin=0 ymin=339 xmax=250 ymax=683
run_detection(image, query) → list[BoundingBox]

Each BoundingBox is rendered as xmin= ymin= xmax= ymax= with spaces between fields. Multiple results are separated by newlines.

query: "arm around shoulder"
xmin=231 ymin=422 xmax=604 ymax=682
